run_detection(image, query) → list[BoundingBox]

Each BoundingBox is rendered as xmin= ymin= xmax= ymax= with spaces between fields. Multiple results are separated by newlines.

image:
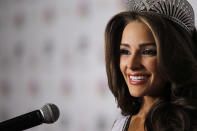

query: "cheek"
xmin=143 ymin=58 xmax=158 ymax=73
xmin=119 ymin=57 xmax=127 ymax=73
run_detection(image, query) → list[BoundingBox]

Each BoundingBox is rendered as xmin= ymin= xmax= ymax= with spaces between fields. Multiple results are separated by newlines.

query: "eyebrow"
xmin=120 ymin=43 xmax=156 ymax=47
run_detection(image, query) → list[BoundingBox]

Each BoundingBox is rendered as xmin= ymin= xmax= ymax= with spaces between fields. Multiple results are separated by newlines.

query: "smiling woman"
xmin=105 ymin=0 xmax=197 ymax=131
xmin=120 ymin=21 xmax=165 ymax=98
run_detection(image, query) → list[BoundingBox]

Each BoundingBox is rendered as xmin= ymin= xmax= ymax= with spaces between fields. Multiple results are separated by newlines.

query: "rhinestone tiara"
xmin=126 ymin=0 xmax=195 ymax=34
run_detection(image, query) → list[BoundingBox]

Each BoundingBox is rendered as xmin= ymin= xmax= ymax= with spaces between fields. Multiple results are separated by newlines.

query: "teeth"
xmin=130 ymin=76 xmax=147 ymax=81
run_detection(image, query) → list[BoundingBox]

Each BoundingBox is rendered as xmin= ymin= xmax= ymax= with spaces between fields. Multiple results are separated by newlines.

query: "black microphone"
xmin=0 ymin=103 xmax=60 ymax=131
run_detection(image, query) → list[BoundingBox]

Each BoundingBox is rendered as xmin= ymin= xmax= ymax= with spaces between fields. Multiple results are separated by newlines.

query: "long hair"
xmin=105 ymin=12 xmax=197 ymax=130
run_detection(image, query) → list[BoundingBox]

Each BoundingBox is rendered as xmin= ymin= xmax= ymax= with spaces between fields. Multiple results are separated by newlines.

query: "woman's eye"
xmin=120 ymin=49 xmax=130 ymax=55
xmin=142 ymin=49 xmax=157 ymax=55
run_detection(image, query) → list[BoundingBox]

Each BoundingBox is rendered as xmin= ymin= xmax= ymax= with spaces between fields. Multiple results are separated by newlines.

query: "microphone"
xmin=0 ymin=103 xmax=60 ymax=131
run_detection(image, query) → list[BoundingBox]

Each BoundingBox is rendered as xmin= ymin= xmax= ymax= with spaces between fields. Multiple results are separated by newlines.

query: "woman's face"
xmin=120 ymin=21 xmax=164 ymax=97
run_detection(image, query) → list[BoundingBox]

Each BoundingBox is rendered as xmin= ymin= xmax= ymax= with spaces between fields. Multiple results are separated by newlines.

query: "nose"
xmin=127 ymin=53 xmax=143 ymax=71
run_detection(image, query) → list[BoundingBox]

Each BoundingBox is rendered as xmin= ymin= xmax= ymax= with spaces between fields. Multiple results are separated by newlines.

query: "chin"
xmin=130 ymin=94 xmax=144 ymax=98
xmin=127 ymin=85 xmax=147 ymax=98
xmin=128 ymin=90 xmax=145 ymax=98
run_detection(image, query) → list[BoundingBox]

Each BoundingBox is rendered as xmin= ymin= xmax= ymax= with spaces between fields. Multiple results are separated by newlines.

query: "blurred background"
xmin=0 ymin=0 xmax=196 ymax=131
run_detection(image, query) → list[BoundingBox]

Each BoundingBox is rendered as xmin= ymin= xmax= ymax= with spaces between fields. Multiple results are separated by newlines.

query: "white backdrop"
xmin=0 ymin=0 xmax=196 ymax=131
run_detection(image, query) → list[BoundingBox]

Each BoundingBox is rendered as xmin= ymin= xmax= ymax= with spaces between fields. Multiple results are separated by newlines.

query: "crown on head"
xmin=126 ymin=0 xmax=195 ymax=34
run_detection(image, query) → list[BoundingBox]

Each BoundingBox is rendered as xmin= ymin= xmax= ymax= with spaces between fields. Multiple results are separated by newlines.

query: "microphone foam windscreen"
xmin=40 ymin=103 xmax=60 ymax=123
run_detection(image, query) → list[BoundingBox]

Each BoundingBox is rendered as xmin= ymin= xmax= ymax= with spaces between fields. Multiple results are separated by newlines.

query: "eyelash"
xmin=120 ymin=49 xmax=157 ymax=56
xmin=142 ymin=49 xmax=157 ymax=55
xmin=120 ymin=49 xmax=131 ymax=55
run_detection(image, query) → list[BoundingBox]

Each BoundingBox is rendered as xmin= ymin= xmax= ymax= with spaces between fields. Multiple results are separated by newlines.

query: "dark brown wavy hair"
xmin=105 ymin=12 xmax=197 ymax=130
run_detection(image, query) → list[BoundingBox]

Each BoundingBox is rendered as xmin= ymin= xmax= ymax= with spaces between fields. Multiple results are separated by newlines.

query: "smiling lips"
xmin=128 ymin=73 xmax=150 ymax=85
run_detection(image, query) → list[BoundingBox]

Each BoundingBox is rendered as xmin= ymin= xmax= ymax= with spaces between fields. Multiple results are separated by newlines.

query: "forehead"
xmin=121 ymin=21 xmax=155 ymax=46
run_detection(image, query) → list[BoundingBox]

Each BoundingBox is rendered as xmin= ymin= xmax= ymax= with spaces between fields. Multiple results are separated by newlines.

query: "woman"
xmin=105 ymin=0 xmax=197 ymax=130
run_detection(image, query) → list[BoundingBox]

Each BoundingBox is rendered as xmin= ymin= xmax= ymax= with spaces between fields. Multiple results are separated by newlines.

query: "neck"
xmin=137 ymin=96 xmax=160 ymax=118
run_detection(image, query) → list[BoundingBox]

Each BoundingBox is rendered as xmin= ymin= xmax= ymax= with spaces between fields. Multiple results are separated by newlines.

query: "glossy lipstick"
xmin=128 ymin=73 xmax=150 ymax=85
